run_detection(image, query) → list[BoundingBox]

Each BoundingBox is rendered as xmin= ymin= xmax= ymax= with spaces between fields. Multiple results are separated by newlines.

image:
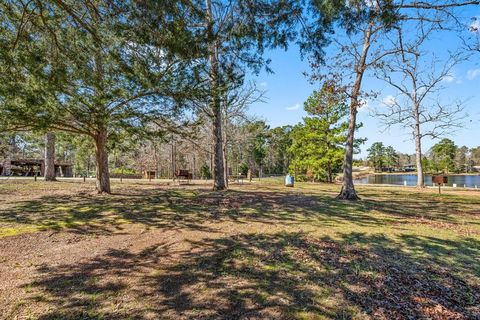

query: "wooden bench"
xmin=174 ymin=169 xmax=192 ymax=185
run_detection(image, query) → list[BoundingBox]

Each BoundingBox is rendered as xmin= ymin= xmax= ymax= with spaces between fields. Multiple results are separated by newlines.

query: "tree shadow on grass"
xmin=25 ymin=242 xmax=180 ymax=320
xmin=359 ymin=188 xmax=480 ymax=222
xmin=0 ymin=187 xmax=389 ymax=236
xmin=22 ymin=232 xmax=480 ymax=319
xmin=0 ymin=189 xmax=219 ymax=236
xmin=1 ymin=184 xmax=478 ymax=238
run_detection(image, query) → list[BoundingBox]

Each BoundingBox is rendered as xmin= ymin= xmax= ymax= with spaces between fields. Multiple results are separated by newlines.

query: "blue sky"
xmin=248 ymin=11 xmax=480 ymax=158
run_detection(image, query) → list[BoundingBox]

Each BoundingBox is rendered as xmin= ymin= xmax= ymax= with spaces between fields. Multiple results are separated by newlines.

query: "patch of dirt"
xmin=0 ymin=224 xmax=199 ymax=319
xmin=1 ymin=181 xmax=479 ymax=319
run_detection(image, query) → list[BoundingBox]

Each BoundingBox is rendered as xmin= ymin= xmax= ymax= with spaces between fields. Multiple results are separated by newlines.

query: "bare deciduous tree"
xmin=308 ymin=0 xmax=478 ymax=200
xmin=222 ymin=82 xmax=265 ymax=184
xmin=374 ymin=20 xmax=467 ymax=187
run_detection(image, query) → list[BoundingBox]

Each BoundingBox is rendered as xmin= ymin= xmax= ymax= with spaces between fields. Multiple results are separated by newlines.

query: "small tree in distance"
xmin=289 ymin=82 xmax=363 ymax=183
xmin=384 ymin=146 xmax=399 ymax=171
xmin=367 ymin=143 xmax=399 ymax=172
xmin=430 ymin=138 xmax=458 ymax=173
xmin=367 ymin=142 xmax=386 ymax=172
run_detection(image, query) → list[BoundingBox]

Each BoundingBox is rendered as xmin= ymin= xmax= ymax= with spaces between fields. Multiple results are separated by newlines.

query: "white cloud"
xmin=470 ymin=18 xmax=480 ymax=32
xmin=467 ymin=68 xmax=480 ymax=80
xmin=285 ymin=103 xmax=301 ymax=111
xmin=259 ymin=81 xmax=268 ymax=87
xmin=381 ymin=95 xmax=397 ymax=107
xmin=443 ymin=74 xmax=455 ymax=83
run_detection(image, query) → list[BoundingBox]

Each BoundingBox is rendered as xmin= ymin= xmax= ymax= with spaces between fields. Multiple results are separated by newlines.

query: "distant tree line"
xmin=365 ymin=139 xmax=480 ymax=174
xmin=3 ymin=118 xmax=480 ymax=184
xmin=1 ymin=80 xmax=361 ymax=183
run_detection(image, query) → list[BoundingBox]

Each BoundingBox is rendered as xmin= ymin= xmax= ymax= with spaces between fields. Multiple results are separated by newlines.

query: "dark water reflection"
xmin=355 ymin=174 xmax=480 ymax=188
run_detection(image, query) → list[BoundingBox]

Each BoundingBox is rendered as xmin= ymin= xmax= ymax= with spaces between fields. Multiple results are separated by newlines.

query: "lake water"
xmin=355 ymin=174 xmax=480 ymax=188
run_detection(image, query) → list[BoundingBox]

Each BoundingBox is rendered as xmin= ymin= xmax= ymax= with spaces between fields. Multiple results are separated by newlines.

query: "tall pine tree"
xmin=0 ymin=0 xmax=201 ymax=193
xmin=289 ymin=82 xmax=362 ymax=183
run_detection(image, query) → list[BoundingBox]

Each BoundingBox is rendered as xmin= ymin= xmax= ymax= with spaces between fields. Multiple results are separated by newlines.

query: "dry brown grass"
xmin=0 ymin=179 xmax=479 ymax=319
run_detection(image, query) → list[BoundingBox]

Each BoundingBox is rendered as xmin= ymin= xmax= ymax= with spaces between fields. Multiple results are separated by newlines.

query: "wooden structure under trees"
xmin=143 ymin=170 xmax=156 ymax=180
xmin=174 ymin=169 xmax=192 ymax=184
xmin=1 ymin=159 xmax=72 ymax=177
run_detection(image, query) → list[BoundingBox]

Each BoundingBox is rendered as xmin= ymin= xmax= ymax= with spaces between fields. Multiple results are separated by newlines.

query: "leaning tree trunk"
xmin=337 ymin=21 xmax=374 ymax=201
xmin=94 ymin=130 xmax=111 ymax=193
xmin=44 ymin=132 xmax=56 ymax=181
xmin=414 ymin=103 xmax=425 ymax=187
xmin=337 ymin=103 xmax=360 ymax=200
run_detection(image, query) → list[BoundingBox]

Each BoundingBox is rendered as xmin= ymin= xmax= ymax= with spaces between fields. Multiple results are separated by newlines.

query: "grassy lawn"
xmin=0 ymin=179 xmax=479 ymax=319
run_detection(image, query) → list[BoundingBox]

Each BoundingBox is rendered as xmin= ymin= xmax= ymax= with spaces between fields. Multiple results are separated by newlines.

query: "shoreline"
xmin=365 ymin=172 xmax=480 ymax=176
xmin=354 ymin=182 xmax=480 ymax=190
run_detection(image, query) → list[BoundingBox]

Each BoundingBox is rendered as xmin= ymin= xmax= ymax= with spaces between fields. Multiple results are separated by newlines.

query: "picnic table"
xmin=174 ymin=169 xmax=192 ymax=185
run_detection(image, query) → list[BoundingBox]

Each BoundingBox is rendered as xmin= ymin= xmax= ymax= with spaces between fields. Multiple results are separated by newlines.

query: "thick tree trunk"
xmin=337 ymin=24 xmax=374 ymax=200
xmin=206 ymin=0 xmax=226 ymax=191
xmin=44 ymin=132 xmax=56 ymax=181
xmin=414 ymin=104 xmax=425 ymax=187
xmin=337 ymin=104 xmax=360 ymax=200
xmin=212 ymin=105 xmax=226 ymax=190
xmin=94 ymin=130 xmax=111 ymax=193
